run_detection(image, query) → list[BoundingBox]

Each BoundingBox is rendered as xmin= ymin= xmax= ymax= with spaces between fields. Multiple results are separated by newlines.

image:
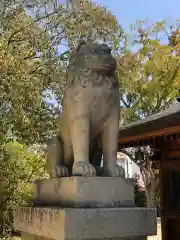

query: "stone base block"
xmin=33 ymin=177 xmax=135 ymax=207
xmin=21 ymin=232 xmax=52 ymax=240
xmin=21 ymin=232 xmax=147 ymax=240
xmin=14 ymin=207 xmax=157 ymax=240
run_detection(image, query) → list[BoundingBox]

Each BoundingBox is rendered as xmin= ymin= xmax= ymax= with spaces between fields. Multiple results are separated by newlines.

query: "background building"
xmin=117 ymin=152 xmax=145 ymax=189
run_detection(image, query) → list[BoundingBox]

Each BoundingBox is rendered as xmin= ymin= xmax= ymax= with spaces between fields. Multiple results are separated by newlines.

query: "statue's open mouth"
xmin=93 ymin=62 xmax=113 ymax=67
xmin=94 ymin=64 xmax=115 ymax=71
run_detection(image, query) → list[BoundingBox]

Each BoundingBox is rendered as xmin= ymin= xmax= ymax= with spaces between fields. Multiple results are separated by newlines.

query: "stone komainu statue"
xmin=47 ymin=40 xmax=125 ymax=178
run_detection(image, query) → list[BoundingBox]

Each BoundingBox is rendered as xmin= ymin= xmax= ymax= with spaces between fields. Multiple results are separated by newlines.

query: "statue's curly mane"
xmin=66 ymin=41 xmax=118 ymax=88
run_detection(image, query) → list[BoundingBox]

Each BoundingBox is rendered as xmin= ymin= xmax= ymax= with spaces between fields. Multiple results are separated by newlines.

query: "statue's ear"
xmin=75 ymin=40 xmax=86 ymax=52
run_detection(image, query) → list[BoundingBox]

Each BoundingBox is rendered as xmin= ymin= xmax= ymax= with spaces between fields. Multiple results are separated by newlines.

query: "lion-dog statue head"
xmin=66 ymin=40 xmax=118 ymax=88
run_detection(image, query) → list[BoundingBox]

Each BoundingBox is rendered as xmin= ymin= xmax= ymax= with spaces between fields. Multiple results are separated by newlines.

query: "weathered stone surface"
xmin=21 ymin=232 xmax=147 ymax=240
xmin=14 ymin=207 xmax=157 ymax=240
xmin=33 ymin=177 xmax=135 ymax=207
xmin=21 ymin=232 xmax=54 ymax=240
xmin=47 ymin=41 xmax=124 ymax=178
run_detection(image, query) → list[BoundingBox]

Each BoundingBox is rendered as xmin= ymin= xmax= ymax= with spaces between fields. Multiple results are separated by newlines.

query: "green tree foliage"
xmin=0 ymin=136 xmax=46 ymax=237
xmin=0 ymin=6 xmax=61 ymax=144
xmin=118 ymin=20 xmax=180 ymax=123
xmin=63 ymin=1 xmax=120 ymax=49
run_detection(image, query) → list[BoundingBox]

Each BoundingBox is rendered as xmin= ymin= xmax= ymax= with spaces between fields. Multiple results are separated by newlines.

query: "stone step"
xmin=14 ymin=207 xmax=157 ymax=240
xmin=33 ymin=177 xmax=135 ymax=208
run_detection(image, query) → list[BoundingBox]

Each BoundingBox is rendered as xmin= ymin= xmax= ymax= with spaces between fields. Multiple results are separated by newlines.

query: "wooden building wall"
xmin=160 ymin=140 xmax=180 ymax=240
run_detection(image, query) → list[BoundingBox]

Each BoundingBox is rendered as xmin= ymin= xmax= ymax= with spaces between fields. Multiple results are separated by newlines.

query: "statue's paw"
xmin=72 ymin=161 xmax=96 ymax=177
xmin=55 ymin=165 xmax=69 ymax=177
xmin=103 ymin=164 xmax=125 ymax=178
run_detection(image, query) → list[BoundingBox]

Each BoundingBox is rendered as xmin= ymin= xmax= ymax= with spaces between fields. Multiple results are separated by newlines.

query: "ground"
xmin=148 ymin=221 xmax=161 ymax=240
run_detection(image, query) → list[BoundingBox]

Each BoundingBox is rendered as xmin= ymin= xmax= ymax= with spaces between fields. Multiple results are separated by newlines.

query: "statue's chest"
xmin=66 ymin=84 xmax=119 ymax=122
xmin=64 ymin=79 xmax=119 ymax=129
xmin=66 ymin=82 xmax=119 ymax=105
xmin=89 ymin=86 xmax=119 ymax=124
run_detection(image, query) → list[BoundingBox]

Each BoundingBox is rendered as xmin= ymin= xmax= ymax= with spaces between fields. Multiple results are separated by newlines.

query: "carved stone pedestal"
xmin=14 ymin=177 xmax=157 ymax=240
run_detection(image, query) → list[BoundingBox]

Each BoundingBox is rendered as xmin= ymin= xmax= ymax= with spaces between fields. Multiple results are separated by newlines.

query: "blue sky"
xmin=93 ymin=0 xmax=180 ymax=30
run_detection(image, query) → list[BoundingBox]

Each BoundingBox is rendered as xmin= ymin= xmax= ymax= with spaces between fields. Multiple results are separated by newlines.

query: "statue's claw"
xmin=51 ymin=165 xmax=69 ymax=178
xmin=102 ymin=164 xmax=125 ymax=178
xmin=72 ymin=161 xmax=96 ymax=177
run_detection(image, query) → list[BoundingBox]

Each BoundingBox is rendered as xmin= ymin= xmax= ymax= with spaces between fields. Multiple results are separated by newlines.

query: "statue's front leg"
xmin=101 ymin=107 xmax=125 ymax=178
xmin=69 ymin=117 xmax=96 ymax=177
xmin=47 ymin=136 xmax=69 ymax=178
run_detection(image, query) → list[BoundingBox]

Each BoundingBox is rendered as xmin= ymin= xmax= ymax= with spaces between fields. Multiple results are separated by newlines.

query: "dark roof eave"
xmin=119 ymin=103 xmax=180 ymax=141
